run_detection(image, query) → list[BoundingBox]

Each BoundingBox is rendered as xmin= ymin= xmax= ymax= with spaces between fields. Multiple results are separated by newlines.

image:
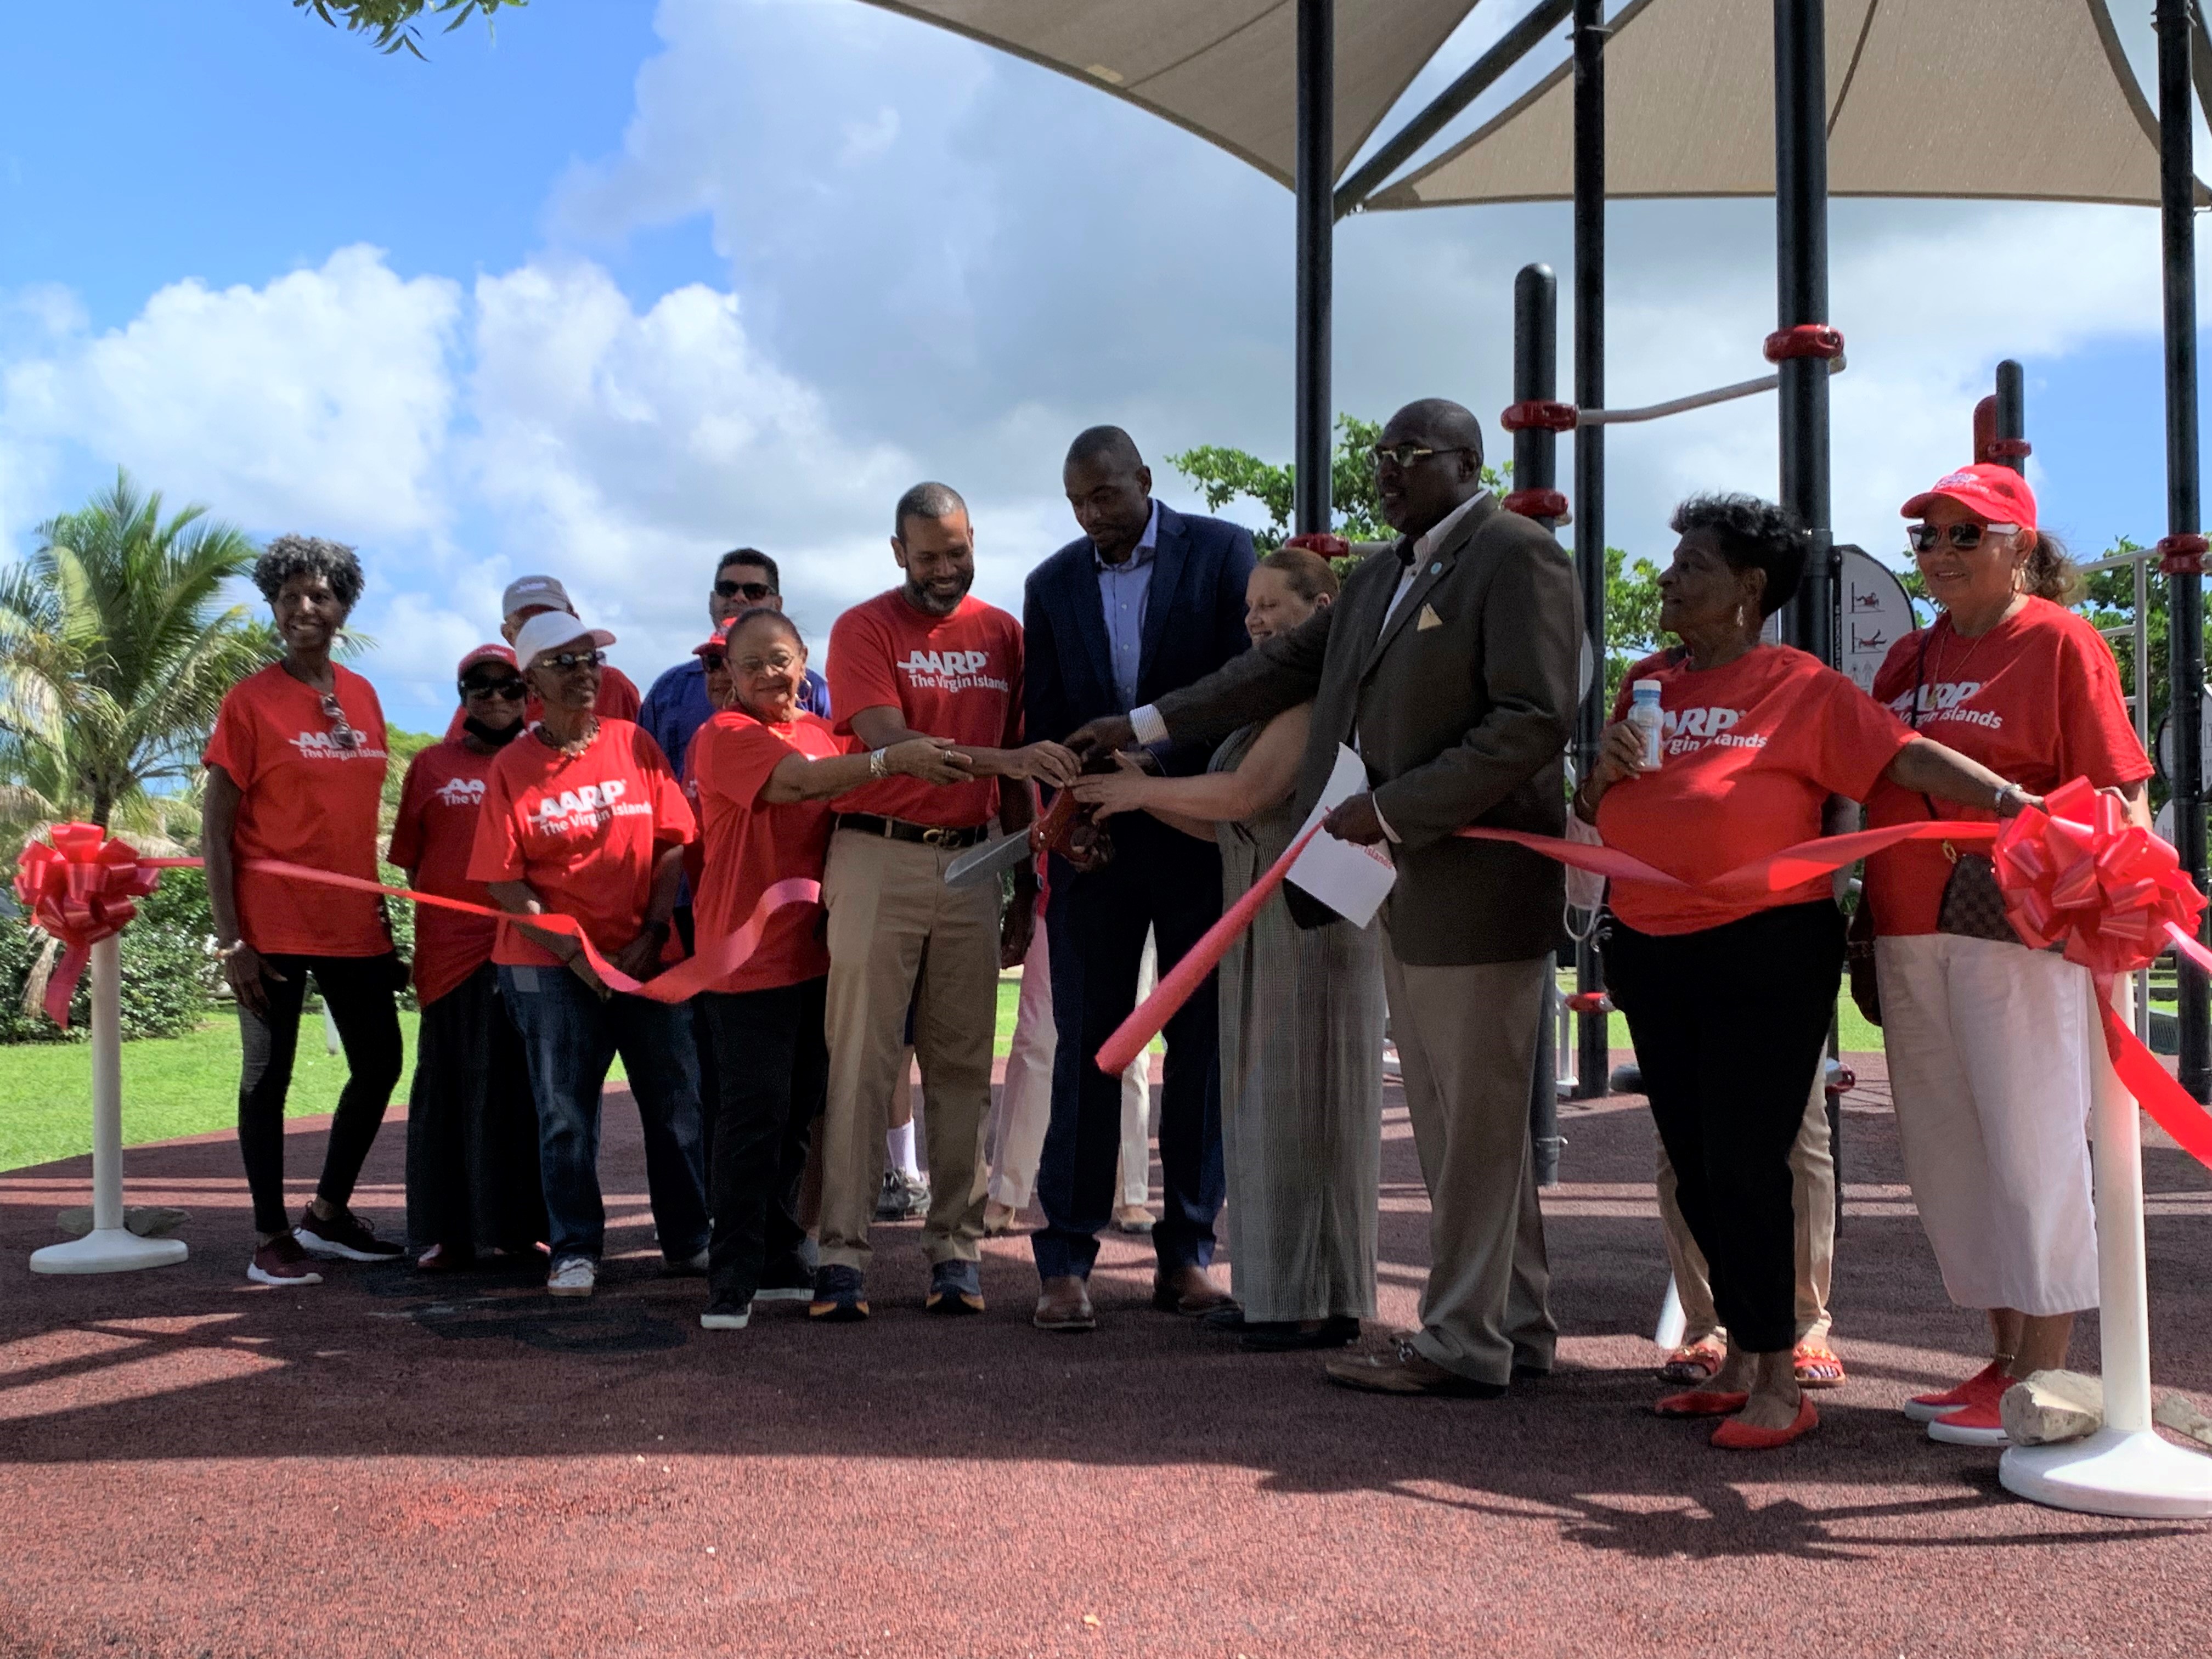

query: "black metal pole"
xmin=1512 ymin=263 xmax=1561 ymax=516
xmin=1571 ymin=0 xmax=1609 ymax=1097
xmin=1994 ymin=359 xmax=2026 ymax=473
xmin=1774 ymin=0 xmax=1836 ymax=668
xmin=2157 ymin=0 xmax=2209 ymax=1101
xmin=1294 ymin=0 xmax=1334 ymax=535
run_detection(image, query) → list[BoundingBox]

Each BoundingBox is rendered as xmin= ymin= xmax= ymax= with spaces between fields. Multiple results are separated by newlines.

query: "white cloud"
xmin=0 ymin=245 xmax=460 ymax=544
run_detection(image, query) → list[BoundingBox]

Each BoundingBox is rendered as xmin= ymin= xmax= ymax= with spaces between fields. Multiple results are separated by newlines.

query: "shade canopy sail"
xmin=859 ymin=0 xmax=1479 ymax=185
xmin=1368 ymin=0 xmax=2204 ymax=210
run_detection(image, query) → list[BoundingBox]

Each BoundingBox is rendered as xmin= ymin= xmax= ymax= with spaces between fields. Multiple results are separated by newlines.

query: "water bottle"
xmin=1627 ymin=679 xmax=1664 ymax=770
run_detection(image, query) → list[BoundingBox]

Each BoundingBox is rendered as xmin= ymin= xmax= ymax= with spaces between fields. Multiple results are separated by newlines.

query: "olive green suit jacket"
xmin=1152 ymin=492 xmax=1578 ymax=966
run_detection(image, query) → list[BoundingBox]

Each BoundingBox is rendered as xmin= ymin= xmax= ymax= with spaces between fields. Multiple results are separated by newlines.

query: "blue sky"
xmin=0 ymin=0 xmax=2202 ymax=735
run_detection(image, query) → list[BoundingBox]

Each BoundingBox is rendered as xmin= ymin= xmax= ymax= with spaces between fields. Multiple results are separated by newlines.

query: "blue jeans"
xmin=498 ymin=963 xmax=710 ymax=1266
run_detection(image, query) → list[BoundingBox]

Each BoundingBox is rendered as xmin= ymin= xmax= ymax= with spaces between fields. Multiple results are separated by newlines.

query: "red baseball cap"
xmin=456 ymin=643 xmax=520 ymax=680
xmin=691 ymin=623 xmax=732 ymax=659
xmin=1901 ymin=462 xmax=2037 ymax=531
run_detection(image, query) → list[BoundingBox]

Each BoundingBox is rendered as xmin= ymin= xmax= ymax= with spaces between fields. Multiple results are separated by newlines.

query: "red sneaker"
xmin=246 ymin=1233 xmax=324 ymax=1286
xmin=1902 ymin=1359 xmax=2008 ymax=1424
xmin=1926 ymin=1395 xmax=2012 ymax=1447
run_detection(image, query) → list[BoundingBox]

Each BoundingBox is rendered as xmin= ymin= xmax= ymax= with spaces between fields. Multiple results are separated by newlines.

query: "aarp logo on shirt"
xmin=1662 ymin=706 xmax=1768 ymax=755
xmin=289 ymin=731 xmax=386 ymax=760
xmin=531 ymin=778 xmax=653 ymax=834
xmin=435 ymin=776 xmax=486 ymax=808
xmin=898 ymin=648 xmax=1009 ymax=695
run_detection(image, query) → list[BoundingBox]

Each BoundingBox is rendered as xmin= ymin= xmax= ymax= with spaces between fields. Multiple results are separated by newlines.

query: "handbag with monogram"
xmin=1908 ymin=627 xmax=2029 ymax=947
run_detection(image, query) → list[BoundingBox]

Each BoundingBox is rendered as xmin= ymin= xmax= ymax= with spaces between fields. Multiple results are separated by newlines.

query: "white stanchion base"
xmin=1653 ymin=1274 xmax=1687 ymax=1352
xmin=1999 ymin=1426 xmax=2212 ymax=1520
xmin=29 ymin=1227 xmax=188 ymax=1275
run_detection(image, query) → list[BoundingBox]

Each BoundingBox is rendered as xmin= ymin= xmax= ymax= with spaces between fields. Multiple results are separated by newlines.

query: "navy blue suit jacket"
xmin=1023 ymin=503 xmax=1256 ymax=778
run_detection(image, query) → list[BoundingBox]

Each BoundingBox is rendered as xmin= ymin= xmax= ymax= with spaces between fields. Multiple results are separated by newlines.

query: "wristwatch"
xmin=869 ymin=748 xmax=890 ymax=781
xmin=1993 ymin=781 xmax=2030 ymax=815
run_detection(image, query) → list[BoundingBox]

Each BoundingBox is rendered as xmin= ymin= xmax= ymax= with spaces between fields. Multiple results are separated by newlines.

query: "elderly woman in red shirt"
xmin=1585 ymin=493 xmax=2036 ymax=1449
xmin=468 ymin=610 xmax=707 ymax=1301
xmin=390 ymin=643 xmax=545 ymax=1271
xmin=203 ymin=535 xmax=405 ymax=1288
xmin=1863 ymin=465 xmax=2153 ymax=1448
xmin=687 ymin=608 xmax=969 ymax=1330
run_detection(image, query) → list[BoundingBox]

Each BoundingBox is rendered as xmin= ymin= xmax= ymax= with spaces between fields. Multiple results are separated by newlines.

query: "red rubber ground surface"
xmin=2 ymin=1060 xmax=2207 ymax=1658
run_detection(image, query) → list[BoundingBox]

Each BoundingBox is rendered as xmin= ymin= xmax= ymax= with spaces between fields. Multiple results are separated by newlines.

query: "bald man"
xmin=1068 ymin=399 xmax=1579 ymax=1398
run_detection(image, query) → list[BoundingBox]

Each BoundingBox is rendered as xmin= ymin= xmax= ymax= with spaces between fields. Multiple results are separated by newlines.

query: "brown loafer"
xmin=1151 ymin=1263 xmax=1234 ymax=1316
xmin=1324 ymin=1340 xmax=1506 ymax=1398
xmin=1032 ymin=1274 xmax=1096 ymax=1333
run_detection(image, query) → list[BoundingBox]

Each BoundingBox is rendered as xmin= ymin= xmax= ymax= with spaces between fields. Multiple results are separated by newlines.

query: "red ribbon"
xmin=1092 ymin=783 xmax=2212 ymax=1170
xmin=12 ymin=825 xmax=818 ymax=1025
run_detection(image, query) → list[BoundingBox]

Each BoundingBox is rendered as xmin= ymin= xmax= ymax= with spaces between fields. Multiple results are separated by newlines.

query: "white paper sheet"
xmin=1284 ymin=743 xmax=1397 ymax=928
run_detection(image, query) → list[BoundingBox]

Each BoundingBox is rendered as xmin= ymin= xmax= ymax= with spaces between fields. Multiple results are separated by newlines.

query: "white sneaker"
xmin=699 ymin=1303 xmax=752 ymax=1330
xmin=546 ymin=1257 xmax=596 ymax=1297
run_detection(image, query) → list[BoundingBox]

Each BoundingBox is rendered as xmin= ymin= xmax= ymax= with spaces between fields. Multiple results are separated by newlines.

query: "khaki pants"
xmin=1381 ymin=941 xmax=1556 ymax=1386
xmin=820 ymin=828 xmax=999 ymax=1271
xmin=1657 ymin=1069 xmax=1835 ymax=1346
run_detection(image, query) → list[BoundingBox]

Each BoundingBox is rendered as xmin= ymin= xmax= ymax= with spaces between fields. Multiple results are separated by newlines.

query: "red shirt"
xmin=1597 ymin=645 xmax=1913 ymax=936
xmin=466 ymin=719 xmax=695 ymax=968
xmin=827 ymin=590 xmax=1021 ymax=828
xmin=204 ymin=663 xmax=390 ymax=957
xmin=691 ymin=709 xmax=853 ymax=993
xmin=388 ymin=738 xmax=503 ymax=1006
xmin=1864 ymin=597 xmax=2152 ymax=935
xmin=439 ymin=664 xmax=642 ymax=744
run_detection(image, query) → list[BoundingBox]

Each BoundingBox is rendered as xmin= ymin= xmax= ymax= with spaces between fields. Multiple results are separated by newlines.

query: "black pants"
xmin=237 ymin=951 xmax=405 ymax=1237
xmin=1602 ymin=901 xmax=1843 ymax=1355
xmin=674 ymin=905 xmax=720 ymax=1182
xmin=404 ymin=962 xmax=546 ymax=1255
xmin=699 ymin=977 xmax=827 ymax=1304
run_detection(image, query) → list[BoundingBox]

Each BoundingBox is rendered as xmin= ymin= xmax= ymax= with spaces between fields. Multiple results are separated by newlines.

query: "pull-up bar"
xmin=1504 ymin=352 xmax=1847 ymax=433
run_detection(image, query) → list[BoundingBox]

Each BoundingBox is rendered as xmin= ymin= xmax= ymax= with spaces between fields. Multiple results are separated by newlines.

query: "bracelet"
xmin=870 ymin=748 xmax=889 ymax=781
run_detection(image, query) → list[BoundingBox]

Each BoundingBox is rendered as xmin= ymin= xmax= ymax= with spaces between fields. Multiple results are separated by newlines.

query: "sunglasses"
xmin=539 ymin=648 xmax=604 ymax=673
xmin=1369 ymin=442 xmax=1472 ymax=472
xmin=697 ymin=651 xmax=726 ymax=672
xmin=1908 ymin=521 xmax=2019 ymax=554
xmin=318 ymin=692 xmax=362 ymax=752
xmin=714 ymin=579 xmax=776 ymax=602
xmin=460 ymin=677 xmax=527 ymax=700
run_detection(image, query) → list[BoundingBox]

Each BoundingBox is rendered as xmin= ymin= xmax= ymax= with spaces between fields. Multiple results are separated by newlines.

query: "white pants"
xmin=988 ymin=921 xmax=1152 ymax=1210
xmin=1876 ymin=933 xmax=2099 ymax=1316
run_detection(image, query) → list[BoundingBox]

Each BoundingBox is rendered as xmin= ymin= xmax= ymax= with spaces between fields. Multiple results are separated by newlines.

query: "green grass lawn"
xmin=0 ymin=975 xmax=1032 ymax=1173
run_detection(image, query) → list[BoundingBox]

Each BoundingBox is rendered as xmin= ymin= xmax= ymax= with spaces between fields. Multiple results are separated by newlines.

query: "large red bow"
xmin=13 ymin=823 xmax=165 ymax=1028
xmin=1993 ymin=777 xmax=2208 ymax=977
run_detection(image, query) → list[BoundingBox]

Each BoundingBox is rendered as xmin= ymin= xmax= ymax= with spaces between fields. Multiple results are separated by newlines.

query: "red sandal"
xmin=1658 ymin=1335 xmax=1727 ymax=1384
xmin=1793 ymin=1339 xmax=1847 ymax=1390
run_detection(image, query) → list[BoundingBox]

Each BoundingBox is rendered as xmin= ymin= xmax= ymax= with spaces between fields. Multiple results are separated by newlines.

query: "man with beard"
xmin=809 ymin=482 xmax=1080 ymax=1322
xmin=1065 ymin=399 xmax=1577 ymax=1396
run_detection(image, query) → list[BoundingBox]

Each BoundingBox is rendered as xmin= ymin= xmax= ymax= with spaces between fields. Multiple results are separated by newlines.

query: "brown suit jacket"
xmin=1152 ymin=493 xmax=1578 ymax=965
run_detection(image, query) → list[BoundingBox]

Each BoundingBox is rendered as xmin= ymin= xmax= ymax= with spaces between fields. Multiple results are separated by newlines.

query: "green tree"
xmin=292 ymin=0 xmax=524 ymax=57
xmin=1604 ymin=547 xmax=1667 ymax=712
xmin=1170 ymin=414 xmax=1487 ymax=552
xmin=0 ymin=472 xmax=272 ymax=841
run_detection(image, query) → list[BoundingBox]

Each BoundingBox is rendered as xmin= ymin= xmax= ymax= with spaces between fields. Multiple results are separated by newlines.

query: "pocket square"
xmin=1416 ymin=603 xmax=1444 ymax=631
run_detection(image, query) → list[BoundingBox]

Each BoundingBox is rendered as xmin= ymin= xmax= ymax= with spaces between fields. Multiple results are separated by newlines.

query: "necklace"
xmin=536 ymin=716 xmax=599 ymax=759
xmin=1933 ymin=610 xmax=2004 ymax=687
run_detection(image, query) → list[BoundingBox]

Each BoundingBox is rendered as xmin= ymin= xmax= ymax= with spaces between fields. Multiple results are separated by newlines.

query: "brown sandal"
xmin=1793 ymin=1339 xmax=1847 ymax=1389
xmin=1658 ymin=1335 xmax=1727 ymax=1384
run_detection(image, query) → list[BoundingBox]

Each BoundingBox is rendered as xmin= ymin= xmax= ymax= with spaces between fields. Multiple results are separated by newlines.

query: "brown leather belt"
xmin=832 ymin=812 xmax=991 ymax=851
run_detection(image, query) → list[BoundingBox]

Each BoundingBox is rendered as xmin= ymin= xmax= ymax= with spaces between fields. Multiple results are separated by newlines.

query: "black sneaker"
xmin=699 ymin=1300 xmax=751 ymax=1331
xmin=295 ymin=1204 xmax=403 ymax=1262
xmin=925 ymin=1259 xmax=984 ymax=1316
xmin=808 ymin=1263 xmax=869 ymax=1322
xmin=246 ymin=1232 xmax=324 ymax=1286
xmin=753 ymin=1253 xmax=815 ymax=1304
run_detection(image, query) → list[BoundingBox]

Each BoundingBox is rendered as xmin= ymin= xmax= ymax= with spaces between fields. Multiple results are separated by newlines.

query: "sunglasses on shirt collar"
xmin=318 ymin=691 xmax=363 ymax=751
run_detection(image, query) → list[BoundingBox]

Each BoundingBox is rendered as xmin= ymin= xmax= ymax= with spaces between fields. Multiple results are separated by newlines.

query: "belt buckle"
xmin=922 ymin=826 xmax=953 ymax=848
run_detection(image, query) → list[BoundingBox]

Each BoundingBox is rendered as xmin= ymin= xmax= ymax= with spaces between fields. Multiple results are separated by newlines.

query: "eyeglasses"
xmin=1369 ymin=442 xmax=1472 ymax=472
xmin=1908 ymin=521 xmax=2019 ymax=554
xmin=460 ymin=678 xmax=527 ymax=700
xmin=318 ymin=692 xmax=362 ymax=752
xmin=714 ymin=579 xmax=776 ymax=602
xmin=697 ymin=651 xmax=726 ymax=672
xmin=539 ymin=648 xmax=603 ymax=673
xmin=733 ymin=651 xmax=800 ymax=678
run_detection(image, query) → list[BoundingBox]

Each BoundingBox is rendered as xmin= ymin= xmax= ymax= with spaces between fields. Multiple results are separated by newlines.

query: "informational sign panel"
xmin=1836 ymin=545 xmax=1917 ymax=694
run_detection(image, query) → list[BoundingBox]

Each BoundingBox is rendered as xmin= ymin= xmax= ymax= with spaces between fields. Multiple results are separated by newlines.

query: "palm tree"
xmin=0 ymin=470 xmax=270 ymax=838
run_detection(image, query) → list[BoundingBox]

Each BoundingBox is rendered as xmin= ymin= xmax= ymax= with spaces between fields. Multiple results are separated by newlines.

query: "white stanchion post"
xmin=2000 ymin=977 xmax=2211 ymax=1517
xmin=1653 ymin=1273 xmax=1686 ymax=1353
xmin=29 ymin=935 xmax=188 ymax=1275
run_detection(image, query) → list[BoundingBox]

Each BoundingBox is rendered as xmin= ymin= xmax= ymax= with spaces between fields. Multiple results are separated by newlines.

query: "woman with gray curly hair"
xmin=202 ymin=534 xmax=406 ymax=1286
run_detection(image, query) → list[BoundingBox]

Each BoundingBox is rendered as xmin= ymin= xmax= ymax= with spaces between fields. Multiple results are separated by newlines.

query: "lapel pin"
xmin=1430 ymin=562 xmax=1442 ymax=574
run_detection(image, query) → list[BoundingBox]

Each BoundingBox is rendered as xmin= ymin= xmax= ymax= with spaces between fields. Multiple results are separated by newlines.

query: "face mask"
xmin=462 ymin=714 xmax=525 ymax=748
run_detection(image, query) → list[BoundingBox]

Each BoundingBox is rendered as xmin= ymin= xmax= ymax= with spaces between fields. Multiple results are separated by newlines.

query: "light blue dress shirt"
xmin=1095 ymin=500 xmax=1160 ymax=712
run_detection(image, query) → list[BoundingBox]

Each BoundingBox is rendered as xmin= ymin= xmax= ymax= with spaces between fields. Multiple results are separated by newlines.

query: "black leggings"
xmin=1602 ymin=901 xmax=1843 ymax=1355
xmin=699 ymin=978 xmax=827 ymax=1304
xmin=237 ymin=952 xmax=405 ymax=1235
